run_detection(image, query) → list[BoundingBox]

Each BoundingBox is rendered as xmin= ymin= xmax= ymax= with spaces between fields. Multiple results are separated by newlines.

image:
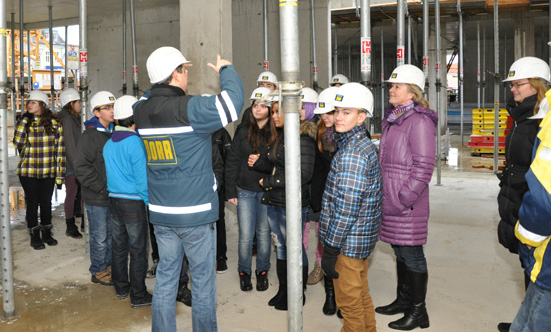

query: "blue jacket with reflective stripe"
xmin=134 ymin=65 xmax=244 ymax=227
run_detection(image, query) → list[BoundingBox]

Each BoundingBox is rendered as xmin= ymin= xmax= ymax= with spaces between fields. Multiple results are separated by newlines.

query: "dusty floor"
xmin=0 ymin=133 xmax=523 ymax=332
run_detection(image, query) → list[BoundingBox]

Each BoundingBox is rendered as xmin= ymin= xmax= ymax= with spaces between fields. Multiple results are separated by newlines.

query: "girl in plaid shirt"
xmin=13 ymin=90 xmax=65 ymax=250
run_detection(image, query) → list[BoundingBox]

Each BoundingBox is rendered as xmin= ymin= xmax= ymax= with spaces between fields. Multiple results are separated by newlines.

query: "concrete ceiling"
xmin=6 ymin=0 xmax=178 ymax=27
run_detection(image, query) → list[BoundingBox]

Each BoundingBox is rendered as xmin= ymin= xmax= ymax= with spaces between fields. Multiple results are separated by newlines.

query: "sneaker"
xmin=239 ymin=272 xmax=253 ymax=291
xmin=131 ymin=292 xmax=153 ymax=308
xmin=146 ymin=259 xmax=159 ymax=279
xmin=216 ymin=258 xmax=228 ymax=274
xmin=92 ymin=269 xmax=114 ymax=286
xmin=256 ymin=270 xmax=269 ymax=291
xmin=307 ymin=261 xmax=323 ymax=285
xmin=176 ymin=283 xmax=192 ymax=307
xmin=116 ymin=292 xmax=129 ymax=300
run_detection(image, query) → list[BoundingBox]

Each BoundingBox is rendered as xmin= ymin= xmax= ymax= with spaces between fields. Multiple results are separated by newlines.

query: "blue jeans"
xmin=152 ymin=223 xmax=217 ymax=332
xmin=86 ymin=205 xmax=112 ymax=275
xmin=392 ymin=245 xmax=427 ymax=273
xmin=237 ymin=188 xmax=271 ymax=274
xmin=511 ymin=281 xmax=551 ymax=332
xmin=267 ymin=205 xmax=308 ymax=266
xmin=109 ymin=198 xmax=149 ymax=301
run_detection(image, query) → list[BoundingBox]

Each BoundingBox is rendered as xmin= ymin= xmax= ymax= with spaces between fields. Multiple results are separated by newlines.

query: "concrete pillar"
xmin=180 ymin=0 xmax=233 ymax=95
xmin=428 ymin=25 xmax=447 ymax=134
xmin=513 ymin=14 xmax=534 ymax=59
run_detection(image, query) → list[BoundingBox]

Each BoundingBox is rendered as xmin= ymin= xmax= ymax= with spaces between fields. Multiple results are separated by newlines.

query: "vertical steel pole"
xmin=407 ymin=2 xmax=411 ymax=65
xmin=26 ymin=30 xmax=30 ymax=92
xmin=79 ymin=0 xmax=89 ymax=256
xmin=493 ymin=0 xmax=500 ymax=173
xmin=503 ymin=32 xmax=506 ymax=105
xmin=360 ymin=0 xmax=372 ymax=86
xmin=348 ymin=41 xmax=351 ymax=79
xmin=381 ymin=28 xmax=385 ymax=120
xmin=458 ymin=0 xmax=464 ymax=145
xmin=10 ymin=13 xmax=16 ymax=136
xmin=19 ymin=0 xmax=24 ymax=115
xmin=129 ymin=0 xmax=138 ymax=98
xmin=397 ymin=0 xmax=405 ymax=67
xmin=327 ymin=1 xmax=332 ymax=82
xmin=477 ymin=22 xmax=481 ymax=109
xmin=263 ymin=0 xmax=269 ymax=71
xmin=279 ymin=0 xmax=303 ymax=330
xmin=435 ymin=0 xmax=442 ymax=185
xmin=333 ymin=24 xmax=338 ymax=75
xmin=49 ymin=6 xmax=54 ymax=110
xmin=65 ymin=26 xmax=69 ymax=89
xmin=310 ymin=0 xmax=318 ymax=90
xmin=1 ymin=0 xmax=17 ymax=319
xmin=482 ymin=25 xmax=486 ymax=109
xmin=122 ymin=0 xmax=127 ymax=95
xmin=423 ymin=0 xmax=429 ymax=99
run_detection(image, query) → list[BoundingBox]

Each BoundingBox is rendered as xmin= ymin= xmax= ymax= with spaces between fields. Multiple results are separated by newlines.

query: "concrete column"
xmin=180 ymin=0 xmax=232 ymax=95
xmin=513 ymin=14 xmax=534 ymax=59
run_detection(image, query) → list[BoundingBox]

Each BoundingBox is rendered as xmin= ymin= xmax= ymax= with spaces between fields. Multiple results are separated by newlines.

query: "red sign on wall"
xmin=79 ymin=51 xmax=88 ymax=63
xmin=362 ymin=40 xmax=371 ymax=54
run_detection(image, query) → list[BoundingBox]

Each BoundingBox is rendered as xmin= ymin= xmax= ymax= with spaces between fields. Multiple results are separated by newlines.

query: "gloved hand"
xmin=321 ymin=243 xmax=340 ymax=279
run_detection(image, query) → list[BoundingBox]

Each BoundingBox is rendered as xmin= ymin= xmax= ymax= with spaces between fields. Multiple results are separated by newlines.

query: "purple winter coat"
xmin=378 ymin=103 xmax=438 ymax=246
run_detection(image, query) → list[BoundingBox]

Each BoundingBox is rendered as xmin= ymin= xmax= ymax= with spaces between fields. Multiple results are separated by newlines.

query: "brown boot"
xmin=92 ymin=268 xmax=114 ymax=286
xmin=307 ymin=261 xmax=323 ymax=285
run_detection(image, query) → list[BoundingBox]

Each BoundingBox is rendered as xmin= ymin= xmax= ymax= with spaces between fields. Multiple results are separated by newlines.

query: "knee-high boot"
xmin=323 ymin=277 xmax=337 ymax=315
xmin=269 ymin=259 xmax=287 ymax=307
xmin=376 ymin=261 xmax=410 ymax=315
xmin=388 ymin=271 xmax=429 ymax=330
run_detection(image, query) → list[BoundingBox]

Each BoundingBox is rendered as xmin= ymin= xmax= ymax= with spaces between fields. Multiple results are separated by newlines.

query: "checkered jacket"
xmin=13 ymin=115 xmax=65 ymax=182
xmin=319 ymin=125 xmax=382 ymax=259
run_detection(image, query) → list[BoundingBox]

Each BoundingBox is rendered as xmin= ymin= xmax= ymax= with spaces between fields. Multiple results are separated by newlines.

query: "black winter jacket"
xmin=253 ymin=120 xmax=317 ymax=208
xmin=58 ymin=109 xmax=82 ymax=173
xmin=497 ymin=94 xmax=540 ymax=254
xmin=212 ymin=127 xmax=231 ymax=190
xmin=310 ymin=129 xmax=337 ymax=213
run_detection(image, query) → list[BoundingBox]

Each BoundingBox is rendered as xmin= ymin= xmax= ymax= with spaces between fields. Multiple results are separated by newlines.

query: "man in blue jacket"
xmin=103 ymin=95 xmax=151 ymax=309
xmin=134 ymin=47 xmax=244 ymax=332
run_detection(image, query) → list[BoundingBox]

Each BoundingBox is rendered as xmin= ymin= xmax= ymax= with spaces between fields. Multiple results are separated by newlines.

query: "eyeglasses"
xmin=509 ymin=82 xmax=530 ymax=89
xmin=28 ymin=100 xmax=40 ymax=104
xmin=98 ymin=105 xmax=114 ymax=111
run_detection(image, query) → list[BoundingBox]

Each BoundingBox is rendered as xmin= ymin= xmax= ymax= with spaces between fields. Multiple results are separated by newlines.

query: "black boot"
xmin=66 ymin=218 xmax=83 ymax=239
xmin=302 ymin=265 xmax=308 ymax=305
xmin=323 ymin=277 xmax=337 ymax=315
xmin=29 ymin=226 xmax=45 ymax=250
xmin=176 ymin=281 xmax=192 ymax=307
xmin=376 ymin=261 xmax=410 ymax=315
xmin=239 ymin=272 xmax=253 ymax=291
xmin=269 ymin=260 xmax=287 ymax=307
xmin=388 ymin=271 xmax=429 ymax=330
xmin=41 ymin=224 xmax=58 ymax=246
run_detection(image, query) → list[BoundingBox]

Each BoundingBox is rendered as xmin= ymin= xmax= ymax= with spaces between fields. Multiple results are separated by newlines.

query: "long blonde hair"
xmin=528 ymin=78 xmax=550 ymax=115
xmin=407 ymin=84 xmax=430 ymax=108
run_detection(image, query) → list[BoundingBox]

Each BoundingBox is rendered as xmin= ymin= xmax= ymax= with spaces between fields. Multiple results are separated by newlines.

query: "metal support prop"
xmin=122 ymin=0 xmax=127 ymax=95
xmin=381 ymin=28 xmax=385 ymax=120
xmin=360 ymin=0 xmax=371 ymax=86
xmin=310 ymin=0 xmax=318 ymax=90
xmin=79 ymin=0 xmax=90 ymax=256
xmin=457 ymin=0 xmax=464 ymax=145
xmin=49 ymin=6 xmax=54 ymax=110
xmin=435 ymin=0 xmax=442 ymax=186
xmin=129 ymin=0 xmax=138 ymax=98
xmin=477 ymin=22 xmax=481 ymax=109
xmin=423 ymin=0 xmax=429 ymax=99
xmin=397 ymin=0 xmax=405 ymax=67
xmin=263 ymin=0 xmax=269 ymax=71
xmin=407 ymin=2 xmax=411 ymax=64
xmin=278 ymin=1 xmax=303 ymax=330
xmin=65 ymin=26 xmax=69 ymax=89
xmin=327 ymin=3 xmax=332 ymax=82
xmin=10 ymin=13 xmax=16 ymax=136
xmin=1 ymin=0 xmax=17 ymax=320
xmin=26 ymin=30 xmax=30 ymax=92
xmin=493 ymin=0 xmax=500 ymax=173
xmin=482 ymin=26 xmax=486 ymax=109
xmin=19 ymin=0 xmax=24 ymax=117
xmin=333 ymin=23 xmax=338 ymax=75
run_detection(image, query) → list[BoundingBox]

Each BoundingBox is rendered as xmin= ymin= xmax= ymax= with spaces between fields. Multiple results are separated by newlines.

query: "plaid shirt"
xmin=319 ymin=125 xmax=382 ymax=259
xmin=13 ymin=115 xmax=65 ymax=182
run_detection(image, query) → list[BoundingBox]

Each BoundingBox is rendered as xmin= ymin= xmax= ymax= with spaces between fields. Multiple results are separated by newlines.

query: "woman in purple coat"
xmin=375 ymin=64 xmax=438 ymax=330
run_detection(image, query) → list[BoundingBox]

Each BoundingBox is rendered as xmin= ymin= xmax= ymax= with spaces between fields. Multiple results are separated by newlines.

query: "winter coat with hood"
xmin=378 ymin=103 xmax=438 ymax=246
xmin=497 ymin=94 xmax=540 ymax=254
xmin=253 ymin=120 xmax=317 ymax=208
xmin=74 ymin=117 xmax=114 ymax=206
xmin=57 ymin=109 xmax=82 ymax=174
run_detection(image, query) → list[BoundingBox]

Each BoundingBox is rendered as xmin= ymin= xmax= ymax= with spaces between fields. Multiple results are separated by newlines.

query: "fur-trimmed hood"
xmin=300 ymin=120 xmax=318 ymax=140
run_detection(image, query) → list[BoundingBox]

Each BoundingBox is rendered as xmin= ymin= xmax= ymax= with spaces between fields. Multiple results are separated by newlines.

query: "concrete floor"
xmin=0 ymin=133 xmax=523 ymax=332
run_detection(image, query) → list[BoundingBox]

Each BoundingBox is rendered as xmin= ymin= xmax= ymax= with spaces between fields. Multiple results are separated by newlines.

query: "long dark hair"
xmin=25 ymin=101 xmax=57 ymax=135
xmin=62 ymin=100 xmax=80 ymax=118
xmin=247 ymin=101 xmax=278 ymax=153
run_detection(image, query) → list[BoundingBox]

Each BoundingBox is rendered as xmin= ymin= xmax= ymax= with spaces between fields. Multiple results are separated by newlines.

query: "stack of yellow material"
xmin=468 ymin=108 xmax=509 ymax=155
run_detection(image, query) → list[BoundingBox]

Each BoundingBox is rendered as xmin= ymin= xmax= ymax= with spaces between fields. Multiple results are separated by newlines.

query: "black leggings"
xmin=19 ymin=176 xmax=55 ymax=229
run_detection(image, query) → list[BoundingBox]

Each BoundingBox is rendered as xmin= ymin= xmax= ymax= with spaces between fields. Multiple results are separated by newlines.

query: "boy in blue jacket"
xmin=103 ymin=95 xmax=151 ymax=308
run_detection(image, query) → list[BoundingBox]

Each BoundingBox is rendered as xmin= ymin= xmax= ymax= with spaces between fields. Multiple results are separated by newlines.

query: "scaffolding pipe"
xmin=49 ymin=6 xmax=54 ymax=110
xmin=482 ymin=25 xmax=486 ymax=109
xmin=348 ymin=41 xmax=351 ymax=79
xmin=278 ymin=1 xmax=303 ymax=330
xmin=327 ymin=2 xmax=332 ymax=82
xmin=435 ymin=0 xmax=442 ymax=185
xmin=457 ymin=0 xmax=464 ymax=145
xmin=407 ymin=2 xmax=411 ymax=65
xmin=263 ymin=0 xmax=269 ymax=71
xmin=381 ymin=28 xmax=385 ymax=120
xmin=360 ymin=0 xmax=372 ymax=85
xmin=333 ymin=24 xmax=338 ymax=75
xmin=310 ymin=0 xmax=318 ymax=90
xmin=19 ymin=0 xmax=24 ymax=116
xmin=477 ymin=22 xmax=481 ymax=109
xmin=503 ymin=32 xmax=507 ymax=105
xmin=423 ymin=0 xmax=429 ymax=99
xmin=397 ymin=0 xmax=405 ymax=67
xmin=129 ymin=0 xmax=139 ymax=98
xmin=79 ymin=0 xmax=90 ymax=256
xmin=26 ymin=30 xmax=30 ymax=92
xmin=10 ymin=13 xmax=16 ymax=141
xmin=65 ymin=26 xmax=69 ymax=89
xmin=122 ymin=0 xmax=127 ymax=95
xmin=1 ymin=0 xmax=16 ymax=320
xmin=493 ymin=0 xmax=500 ymax=173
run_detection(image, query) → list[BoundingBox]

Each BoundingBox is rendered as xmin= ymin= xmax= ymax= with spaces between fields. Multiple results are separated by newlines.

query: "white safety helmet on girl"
xmin=386 ymin=64 xmax=425 ymax=90
xmin=314 ymin=87 xmax=338 ymax=114
xmin=502 ymin=56 xmax=551 ymax=83
xmin=330 ymin=74 xmax=349 ymax=86
xmin=301 ymin=87 xmax=319 ymax=104
xmin=28 ymin=90 xmax=50 ymax=105
xmin=333 ymin=83 xmax=374 ymax=117
xmin=60 ymin=88 xmax=80 ymax=107
xmin=250 ymin=87 xmax=272 ymax=102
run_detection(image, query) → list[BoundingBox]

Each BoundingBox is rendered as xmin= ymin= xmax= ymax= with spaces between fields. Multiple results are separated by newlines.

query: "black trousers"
xmin=19 ymin=176 xmax=55 ymax=229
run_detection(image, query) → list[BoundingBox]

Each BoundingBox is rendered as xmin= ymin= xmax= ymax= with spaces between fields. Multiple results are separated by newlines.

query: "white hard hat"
xmin=300 ymin=87 xmax=318 ymax=104
xmin=333 ymin=83 xmax=374 ymax=117
xmin=314 ymin=87 xmax=338 ymax=114
xmin=330 ymin=74 xmax=349 ymax=86
xmin=528 ymin=96 xmax=550 ymax=120
xmin=250 ymin=87 xmax=272 ymax=101
xmin=60 ymin=88 xmax=80 ymax=107
xmin=90 ymin=91 xmax=116 ymax=111
xmin=257 ymin=71 xmax=278 ymax=87
xmin=114 ymin=95 xmax=138 ymax=120
xmin=28 ymin=90 xmax=50 ymax=105
xmin=387 ymin=64 xmax=425 ymax=90
xmin=503 ymin=56 xmax=551 ymax=83
xmin=146 ymin=46 xmax=191 ymax=84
